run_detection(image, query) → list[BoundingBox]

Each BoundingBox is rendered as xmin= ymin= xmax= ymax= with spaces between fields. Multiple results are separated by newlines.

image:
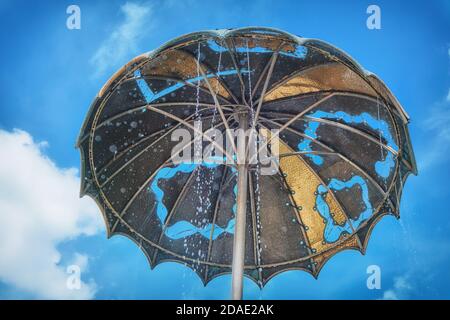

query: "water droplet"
xmin=109 ymin=145 xmax=117 ymax=153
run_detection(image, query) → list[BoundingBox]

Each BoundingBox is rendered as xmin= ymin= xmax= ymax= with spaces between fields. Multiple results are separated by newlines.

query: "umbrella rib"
xmin=262 ymin=111 xmax=398 ymax=155
xmin=393 ymin=179 xmax=400 ymax=216
xmin=272 ymin=151 xmax=338 ymax=160
xmin=251 ymin=47 xmax=280 ymax=128
xmin=259 ymin=117 xmax=389 ymax=197
xmin=151 ymin=166 xmax=200 ymax=265
xmin=98 ymin=112 xmax=228 ymax=188
xmin=197 ymin=60 xmax=238 ymax=155
xmin=250 ymin=54 xmax=272 ymax=101
xmin=216 ymin=166 xmax=238 ymax=193
xmin=250 ymin=41 xmax=285 ymax=101
xmin=400 ymin=156 xmax=414 ymax=173
xmin=224 ymin=38 xmax=248 ymax=105
xmin=113 ymin=117 xmax=234 ymax=225
xmin=204 ymin=165 xmax=229 ymax=282
xmin=179 ymin=47 xmax=241 ymax=105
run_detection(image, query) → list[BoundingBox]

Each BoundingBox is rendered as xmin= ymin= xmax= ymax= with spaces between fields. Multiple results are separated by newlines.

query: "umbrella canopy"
xmin=77 ymin=27 xmax=417 ymax=290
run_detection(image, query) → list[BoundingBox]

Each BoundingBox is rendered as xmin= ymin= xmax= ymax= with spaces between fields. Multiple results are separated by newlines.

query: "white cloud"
xmin=0 ymin=129 xmax=103 ymax=299
xmin=71 ymin=253 xmax=89 ymax=272
xmin=381 ymin=290 xmax=398 ymax=300
xmin=381 ymin=276 xmax=413 ymax=300
xmin=90 ymin=2 xmax=153 ymax=77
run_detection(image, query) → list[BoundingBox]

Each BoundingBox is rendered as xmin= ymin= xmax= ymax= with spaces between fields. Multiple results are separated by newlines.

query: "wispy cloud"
xmin=418 ymin=48 xmax=450 ymax=170
xmin=0 ymin=129 xmax=102 ymax=299
xmin=90 ymin=2 xmax=153 ymax=77
xmin=381 ymin=276 xmax=413 ymax=300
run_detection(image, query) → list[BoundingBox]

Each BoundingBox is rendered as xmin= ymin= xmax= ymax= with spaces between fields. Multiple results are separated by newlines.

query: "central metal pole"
xmin=231 ymin=110 xmax=248 ymax=300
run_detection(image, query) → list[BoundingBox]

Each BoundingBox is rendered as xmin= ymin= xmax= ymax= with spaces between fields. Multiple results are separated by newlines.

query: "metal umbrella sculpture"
xmin=77 ymin=27 xmax=417 ymax=299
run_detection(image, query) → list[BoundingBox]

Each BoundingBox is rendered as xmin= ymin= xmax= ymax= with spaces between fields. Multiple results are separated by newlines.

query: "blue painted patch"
xmin=298 ymin=110 xmax=397 ymax=178
xmin=149 ymin=163 xmax=237 ymax=240
xmin=315 ymin=175 xmax=373 ymax=243
xmin=134 ymin=70 xmax=155 ymax=102
xmin=207 ymin=40 xmax=307 ymax=59
xmin=297 ymin=121 xmax=323 ymax=165
xmin=375 ymin=152 xmax=395 ymax=179
xmin=309 ymin=110 xmax=398 ymax=151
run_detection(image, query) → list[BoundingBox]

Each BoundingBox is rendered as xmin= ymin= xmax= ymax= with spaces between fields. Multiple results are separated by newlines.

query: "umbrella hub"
xmin=233 ymin=106 xmax=250 ymax=126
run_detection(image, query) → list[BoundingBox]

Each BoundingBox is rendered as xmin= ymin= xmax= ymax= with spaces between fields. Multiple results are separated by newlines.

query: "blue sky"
xmin=0 ymin=0 xmax=449 ymax=299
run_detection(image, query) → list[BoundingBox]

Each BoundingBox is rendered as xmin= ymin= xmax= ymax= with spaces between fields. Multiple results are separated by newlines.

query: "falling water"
xmin=399 ymin=214 xmax=420 ymax=273
xmin=182 ymin=41 xmax=203 ymax=267
xmin=201 ymin=42 xmax=226 ymax=270
xmin=202 ymin=40 xmax=223 ymax=201
xmin=186 ymin=40 xmax=226 ymax=274
xmin=246 ymin=39 xmax=264 ymax=288
xmin=199 ymin=41 xmax=224 ymax=264
xmin=193 ymin=41 xmax=203 ymax=270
